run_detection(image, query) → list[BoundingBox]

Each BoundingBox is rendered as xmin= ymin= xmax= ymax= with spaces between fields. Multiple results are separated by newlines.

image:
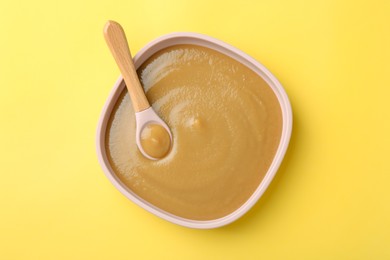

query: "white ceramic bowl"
xmin=96 ymin=32 xmax=293 ymax=229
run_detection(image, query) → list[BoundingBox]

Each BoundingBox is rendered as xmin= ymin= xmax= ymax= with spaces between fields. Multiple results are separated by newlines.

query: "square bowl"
xmin=96 ymin=32 xmax=293 ymax=229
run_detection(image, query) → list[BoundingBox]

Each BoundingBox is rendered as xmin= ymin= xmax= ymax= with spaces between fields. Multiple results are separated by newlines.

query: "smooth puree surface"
xmin=105 ymin=44 xmax=283 ymax=220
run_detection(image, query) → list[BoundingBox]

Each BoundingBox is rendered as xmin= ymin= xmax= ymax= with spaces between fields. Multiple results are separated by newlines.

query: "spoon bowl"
xmin=135 ymin=107 xmax=172 ymax=160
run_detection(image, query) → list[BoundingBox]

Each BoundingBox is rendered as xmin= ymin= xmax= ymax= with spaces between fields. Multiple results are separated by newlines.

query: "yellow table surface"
xmin=1 ymin=0 xmax=389 ymax=259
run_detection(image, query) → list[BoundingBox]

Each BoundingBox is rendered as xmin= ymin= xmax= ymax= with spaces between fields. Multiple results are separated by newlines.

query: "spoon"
xmin=103 ymin=20 xmax=172 ymax=160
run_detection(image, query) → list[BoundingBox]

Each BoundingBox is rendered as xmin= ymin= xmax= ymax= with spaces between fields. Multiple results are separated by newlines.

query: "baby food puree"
xmin=106 ymin=44 xmax=282 ymax=220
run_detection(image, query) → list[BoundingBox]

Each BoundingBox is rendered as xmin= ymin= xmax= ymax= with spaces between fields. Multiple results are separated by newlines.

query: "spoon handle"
xmin=104 ymin=20 xmax=150 ymax=112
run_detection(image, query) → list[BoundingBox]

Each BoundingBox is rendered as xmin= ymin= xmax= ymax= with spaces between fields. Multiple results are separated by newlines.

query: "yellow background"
xmin=0 ymin=0 xmax=389 ymax=259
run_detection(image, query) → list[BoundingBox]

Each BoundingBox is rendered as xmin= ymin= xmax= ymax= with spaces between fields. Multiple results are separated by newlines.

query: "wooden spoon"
xmin=103 ymin=20 xmax=172 ymax=160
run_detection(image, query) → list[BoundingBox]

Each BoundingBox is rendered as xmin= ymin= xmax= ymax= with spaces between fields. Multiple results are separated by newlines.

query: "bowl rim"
xmin=96 ymin=32 xmax=293 ymax=229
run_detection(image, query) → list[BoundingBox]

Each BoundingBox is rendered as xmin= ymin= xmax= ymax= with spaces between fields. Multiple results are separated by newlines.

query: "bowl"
xmin=96 ymin=32 xmax=292 ymax=229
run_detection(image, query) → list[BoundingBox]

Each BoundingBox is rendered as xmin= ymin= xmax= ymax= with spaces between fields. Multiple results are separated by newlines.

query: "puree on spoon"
xmin=140 ymin=124 xmax=171 ymax=159
xmin=105 ymin=44 xmax=283 ymax=220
